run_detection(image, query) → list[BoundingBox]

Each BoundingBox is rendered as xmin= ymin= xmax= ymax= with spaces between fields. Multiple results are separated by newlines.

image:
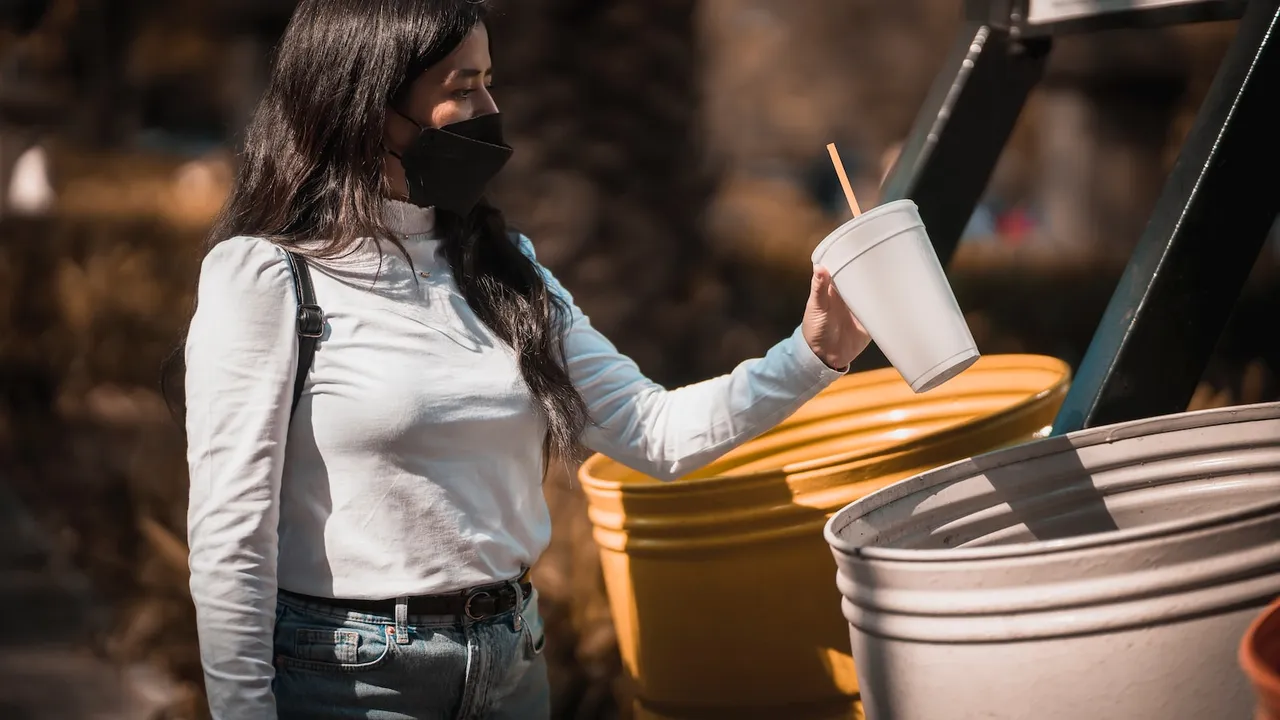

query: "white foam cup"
xmin=811 ymin=199 xmax=979 ymax=393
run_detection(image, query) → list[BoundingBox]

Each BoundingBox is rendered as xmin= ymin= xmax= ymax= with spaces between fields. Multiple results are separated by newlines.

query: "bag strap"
xmin=284 ymin=251 xmax=324 ymax=417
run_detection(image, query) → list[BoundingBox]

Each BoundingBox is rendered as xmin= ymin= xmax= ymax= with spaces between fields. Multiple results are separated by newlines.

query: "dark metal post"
xmin=1052 ymin=0 xmax=1280 ymax=434
xmin=880 ymin=20 xmax=1050 ymax=267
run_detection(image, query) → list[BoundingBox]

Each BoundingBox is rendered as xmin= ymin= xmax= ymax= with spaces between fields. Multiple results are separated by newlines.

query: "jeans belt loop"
xmin=394 ymin=596 xmax=410 ymax=645
xmin=510 ymin=566 xmax=528 ymax=633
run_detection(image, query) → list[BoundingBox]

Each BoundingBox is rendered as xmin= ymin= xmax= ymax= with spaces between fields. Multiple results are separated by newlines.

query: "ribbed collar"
xmin=382 ymin=198 xmax=436 ymax=237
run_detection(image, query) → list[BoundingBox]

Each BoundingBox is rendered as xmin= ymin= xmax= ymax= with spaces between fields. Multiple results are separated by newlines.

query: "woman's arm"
xmin=518 ymin=235 xmax=850 ymax=481
xmin=185 ymin=236 xmax=297 ymax=719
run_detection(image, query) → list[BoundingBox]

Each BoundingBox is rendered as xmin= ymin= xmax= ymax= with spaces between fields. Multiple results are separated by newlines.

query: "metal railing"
xmin=884 ymin=0 xmax=1280 ymax=434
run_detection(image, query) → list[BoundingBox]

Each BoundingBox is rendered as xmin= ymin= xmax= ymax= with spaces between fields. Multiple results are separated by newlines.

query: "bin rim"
xmin=579 ymin=354 xmax=1072 ymax=495
xmin=824 ymin=401 xmax=1280 ymax=564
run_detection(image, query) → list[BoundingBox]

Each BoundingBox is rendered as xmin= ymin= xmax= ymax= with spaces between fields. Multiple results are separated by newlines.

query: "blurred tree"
xmin=488 ymin=0 xmax=718 ymax=386
xmin=1036 ymin=27 xmax=1191 ymax=257
xmin=0 ymin=0 xmax=49 ymax=36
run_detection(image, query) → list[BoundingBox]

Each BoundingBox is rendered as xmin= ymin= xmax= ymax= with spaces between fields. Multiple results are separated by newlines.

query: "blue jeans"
xmin=272 ymin=588 xmax=549 ymax=719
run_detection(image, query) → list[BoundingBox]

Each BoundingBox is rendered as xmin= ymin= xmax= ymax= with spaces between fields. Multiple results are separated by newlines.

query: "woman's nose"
xmin=476 ymin=87 xmax=498 ymax=116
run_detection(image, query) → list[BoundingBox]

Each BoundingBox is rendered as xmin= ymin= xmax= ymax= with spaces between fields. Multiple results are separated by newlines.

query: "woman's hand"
xmin=802 ymin=265 xmax=871 ymax=372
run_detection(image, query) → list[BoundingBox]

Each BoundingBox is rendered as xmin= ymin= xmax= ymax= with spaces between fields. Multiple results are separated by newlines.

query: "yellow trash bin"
xmin=580 ymin=354 xmax=1072 ymax=719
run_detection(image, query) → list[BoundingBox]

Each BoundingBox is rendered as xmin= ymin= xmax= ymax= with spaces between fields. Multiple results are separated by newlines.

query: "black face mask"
xmin=386 ymin=109 xmax=514 ymax=216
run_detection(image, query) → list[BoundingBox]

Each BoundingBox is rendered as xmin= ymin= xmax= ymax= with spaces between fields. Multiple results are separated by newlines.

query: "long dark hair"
xmin=162 ymin=0 xmax=589 ymax=463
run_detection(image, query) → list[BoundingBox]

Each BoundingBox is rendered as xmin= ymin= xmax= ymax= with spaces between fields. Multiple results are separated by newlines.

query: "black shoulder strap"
xmin=284 ymin=251 xmax=324 ymax=417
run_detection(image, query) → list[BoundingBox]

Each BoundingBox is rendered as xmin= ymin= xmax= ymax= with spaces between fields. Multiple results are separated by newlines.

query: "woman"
xmin=180 ymin=1 xmax=870 ymax=718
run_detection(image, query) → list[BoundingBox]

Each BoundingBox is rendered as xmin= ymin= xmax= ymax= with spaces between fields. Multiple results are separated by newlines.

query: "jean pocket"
xmin=522 ymin=595 xmax=547 ymax=659
xmin=274 ymin=603 xmax=394 ymax=673
xmin=525 ymin=624 xmax=546 ymax=658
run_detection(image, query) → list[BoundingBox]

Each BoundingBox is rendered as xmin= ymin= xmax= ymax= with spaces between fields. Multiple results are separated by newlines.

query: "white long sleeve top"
xmin=183 ymin=199 xmax=845 ymax=718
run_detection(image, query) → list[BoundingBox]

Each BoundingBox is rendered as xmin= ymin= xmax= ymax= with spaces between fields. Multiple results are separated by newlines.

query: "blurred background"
xmin=1 ymin=0 xmax=1278 ymax=718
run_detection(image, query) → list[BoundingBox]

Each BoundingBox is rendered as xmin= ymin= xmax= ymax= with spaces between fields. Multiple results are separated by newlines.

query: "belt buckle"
xmin=463 ymin=590 xmax=492 ymax=621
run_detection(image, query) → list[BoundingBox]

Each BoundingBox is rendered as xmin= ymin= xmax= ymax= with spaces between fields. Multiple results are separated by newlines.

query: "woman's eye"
xmin=452 ymin=85 xmax=493 ymax=101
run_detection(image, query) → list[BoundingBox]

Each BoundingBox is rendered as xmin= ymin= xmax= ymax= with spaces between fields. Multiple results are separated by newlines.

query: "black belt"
xmin=283 ymin=573 xmax=533 ymax=621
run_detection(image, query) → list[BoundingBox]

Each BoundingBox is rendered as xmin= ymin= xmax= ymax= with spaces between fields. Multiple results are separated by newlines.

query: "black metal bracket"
xmin=880 ymin=23 xmax=1051 ymax=267
xmin=892 ymin=0 xmax=1280 ymax=432
xmin=1007 ymin=0 xmax=1246 ymax=37
xmin=1051 ymin=0 xmax=1280 ymax=433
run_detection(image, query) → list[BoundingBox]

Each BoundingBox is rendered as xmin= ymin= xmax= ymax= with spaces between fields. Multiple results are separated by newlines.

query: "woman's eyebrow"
xmin=445 ymin=67 xmax=491 ymax=82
